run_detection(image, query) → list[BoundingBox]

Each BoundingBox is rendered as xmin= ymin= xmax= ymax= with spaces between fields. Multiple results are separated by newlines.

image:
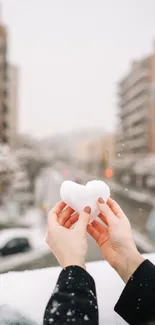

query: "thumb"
xmin=48 ymin=201 xmax=66 ymax=229
xmin=48 ymin=210 xmax=58 ymax=229
xmin=76 ymin=206 xmax=91 ymax=232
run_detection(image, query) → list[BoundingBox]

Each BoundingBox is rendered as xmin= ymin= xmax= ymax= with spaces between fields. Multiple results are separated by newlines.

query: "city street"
xmin=1 ymin=163 xmax=154 ymax=273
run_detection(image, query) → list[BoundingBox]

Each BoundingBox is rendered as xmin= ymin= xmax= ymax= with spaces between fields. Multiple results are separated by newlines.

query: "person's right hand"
xmin=46 ymin=201 xmax=91 ymax=270
xmin=87 ymin=197 xmax=144 ymax=283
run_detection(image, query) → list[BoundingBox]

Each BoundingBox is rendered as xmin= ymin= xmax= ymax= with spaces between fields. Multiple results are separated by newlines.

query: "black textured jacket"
xmin=44 ymin=260 xmax=155 ymax=325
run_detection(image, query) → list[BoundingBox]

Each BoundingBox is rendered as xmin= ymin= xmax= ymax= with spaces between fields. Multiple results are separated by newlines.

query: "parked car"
xmin=0 ymin=229 xmax=32 ymax=257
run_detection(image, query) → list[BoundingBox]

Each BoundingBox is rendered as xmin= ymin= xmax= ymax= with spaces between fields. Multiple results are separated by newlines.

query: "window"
xmin=2 ymin=121 xmax=8 ymax=129
xmin=2 ymin=136 xmax=8 ymax=144
xmin=6 ymin=238 xmax=19 ymax=249
xmin=18 ymin=238 xmax=30 ymax=246
xmin=2 ymin=104 xmax=8 ymax=114
xmin=3 ymin=89 xmax=8 ymax=97
xmin=3 ymin=237 xmax=31 ymax=255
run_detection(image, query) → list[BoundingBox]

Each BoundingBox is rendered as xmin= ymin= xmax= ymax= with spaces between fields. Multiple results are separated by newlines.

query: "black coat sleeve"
xmin=44 ymin=265 xmax=98 ymax=325
xmin=115 ymin=259 xmax=155 ymax=325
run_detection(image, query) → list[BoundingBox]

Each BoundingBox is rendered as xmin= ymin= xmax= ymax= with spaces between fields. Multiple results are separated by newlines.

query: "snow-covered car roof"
xmin=0 ymin=228 xmax=31 ymax=248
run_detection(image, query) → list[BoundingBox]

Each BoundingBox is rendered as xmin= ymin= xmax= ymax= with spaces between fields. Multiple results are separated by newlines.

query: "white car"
xmin=0 ymin=229 xmax=32 ymax=257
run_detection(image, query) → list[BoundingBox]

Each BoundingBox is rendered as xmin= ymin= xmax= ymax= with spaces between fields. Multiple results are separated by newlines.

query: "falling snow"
xmin=66 ymin=310 xmax=72 ymax=316
xmin=49 ymin=318 xmax=54 ymax=323
xmin=50 ymin=300 xmax=59 ymax=314
xmin=89 ymin=290 xmax=95 ymax=297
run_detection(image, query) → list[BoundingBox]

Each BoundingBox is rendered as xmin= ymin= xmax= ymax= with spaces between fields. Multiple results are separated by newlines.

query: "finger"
xmin=51 ymin=201 xmax=66 ymax=215
xmin=64 ymin=212 xmax=79 ymax=229
xmin=98 ymin=198 xmax=118 ymax=226
xmin=107 ymin=197 xmax=126 ymax=219
xmin=98 ymin=213 xmax=108 ymax=226
xmin=91 ymin=221 xmax=109 ymax=247
xmin=75 ymin=206 xmax=91 ymax=232
xmin=58 ymin=206 xmax=74 ymax=226
xmin=48 ymin=210 xmax=57 ymax=228
xmin=91 ymin=220 xmax=108 ymax=235
xmin=48 ymin=201 xmax=66 ymax=227
xmin=87 ymin=224 xmax=100 ymax=242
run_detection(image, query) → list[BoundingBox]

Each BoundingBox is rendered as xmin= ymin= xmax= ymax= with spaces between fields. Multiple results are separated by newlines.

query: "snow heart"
xmin=60 ymin=180 xmax=110 ymax=222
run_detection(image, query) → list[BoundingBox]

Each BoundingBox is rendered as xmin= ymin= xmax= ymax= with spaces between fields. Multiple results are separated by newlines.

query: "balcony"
xmin=125 ymin=107 xmax=147 ymax=128
xmin=121 ymin=83 xmax=149 ymax=108
xmin=128 ymin=83 xmax=149 ymax=101
xmin=120 ymin=68 xmax=150 ymax=95
xmin=120 ymin=95 xmax=148 ymax=118
xmin=128 ymin=137 xmax=148 ymax=150
xmin=130 ymin=124 xmax=148 ymax=137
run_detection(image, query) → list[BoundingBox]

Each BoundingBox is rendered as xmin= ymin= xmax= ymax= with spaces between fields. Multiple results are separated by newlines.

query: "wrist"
xmin=114 ymin=250 xmax=145 ymax=283
xmin=61 ymin=257 xmax=86 ymax=270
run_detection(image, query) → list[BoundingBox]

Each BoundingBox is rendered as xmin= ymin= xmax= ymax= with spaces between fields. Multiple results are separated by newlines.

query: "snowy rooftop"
xmin=1 ymin=253 xmax=155 ymax=325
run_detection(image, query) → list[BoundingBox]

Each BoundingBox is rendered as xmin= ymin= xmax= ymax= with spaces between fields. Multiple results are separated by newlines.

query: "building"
xmin=72 ymin=133 xmax=116 ymax=176
xmin=101 ymin=133 xmax=116 ymax=165
xmin=0 ymin=24 xmax=8 ymax=145
xmin=7 ymin=64 xmax=19 ymax=148
xmin=115 ymin=41 xmax=155 ymax=188
xmin=0 ymin=23 xmax=18 ymax=148
xmin=116 ymin=41 xmax=155 ymax=156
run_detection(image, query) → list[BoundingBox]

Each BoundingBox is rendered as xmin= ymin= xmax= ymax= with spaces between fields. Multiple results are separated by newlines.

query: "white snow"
xmin=1 ymin=253 xmax=155 ymax=324
xmin=60 ymin=180 xmax=110 ymax=222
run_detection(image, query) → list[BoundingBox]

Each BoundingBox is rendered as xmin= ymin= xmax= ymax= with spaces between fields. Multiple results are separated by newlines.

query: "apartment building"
xmin=0 ymin=24 xmax=18 ymax=148
xmin=7 ymin=64 xmax=19 ymax=148
xmin=116 ymin=41 xmax=155 ymax=156
xmin=0 ymin=24 xmax=8 ymax=145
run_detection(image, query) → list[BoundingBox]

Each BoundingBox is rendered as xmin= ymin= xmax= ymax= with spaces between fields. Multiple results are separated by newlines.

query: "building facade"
xmin=72 ymin=133 xmax=116 ymax=176
xmin=116 ymin=42 xmax=155 ymax=156
xmin=0 ymin=24 xmax=18 ymax=148
xmin=115 ymin=42 xmax=155 ymax=189
xmin=0 ymin=24 xmax=8 ymax=145
xmin=7 ymin=64 xmax=19 ymax=148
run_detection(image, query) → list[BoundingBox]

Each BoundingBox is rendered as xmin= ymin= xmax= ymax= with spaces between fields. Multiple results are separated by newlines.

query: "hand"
xmin=87 ymin=197 xmax=144 ymax=283
xmin=46 ymin=201 xmax=91 ymax=269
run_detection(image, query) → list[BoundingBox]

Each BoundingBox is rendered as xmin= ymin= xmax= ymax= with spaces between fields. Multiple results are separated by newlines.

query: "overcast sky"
xmin=2 ymin=0 xmax=155 ymax=138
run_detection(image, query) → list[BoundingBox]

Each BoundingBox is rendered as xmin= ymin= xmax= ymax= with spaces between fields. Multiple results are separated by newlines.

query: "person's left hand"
xmin=46 ymin=201 xmax=91 ymax=269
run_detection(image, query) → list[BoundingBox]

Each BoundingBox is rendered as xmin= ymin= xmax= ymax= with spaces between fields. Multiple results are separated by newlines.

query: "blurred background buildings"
xmin=0 ymin=23 xmax=18 ymax=148
xmin=0 ymin=2 xmax=155 ymax=273
xmin=115 ymin=41 xmax=155 ymax=192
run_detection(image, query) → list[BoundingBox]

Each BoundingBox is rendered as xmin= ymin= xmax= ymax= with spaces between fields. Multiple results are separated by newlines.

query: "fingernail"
xmin=98 ymin=197 xmax=105 ymax=204
xmin=84 ymin=206 xmax=91 ymax=213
